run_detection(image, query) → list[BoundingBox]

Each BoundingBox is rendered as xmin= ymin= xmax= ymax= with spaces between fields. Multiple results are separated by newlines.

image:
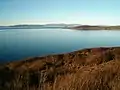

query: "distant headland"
xmin=1 ymin=24 xmax=120 ymax=30
xmin=72 ymin=25 xmax=120 ymax=30
xmin=0 ymin=24 xmax=80 ymax=29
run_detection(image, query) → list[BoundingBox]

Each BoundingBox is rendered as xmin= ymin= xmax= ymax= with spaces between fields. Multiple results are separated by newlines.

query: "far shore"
xmin=72 ymin=25 xmax=120 ymax=30
xmin=1 ymin=24 xmax=120 ymax=30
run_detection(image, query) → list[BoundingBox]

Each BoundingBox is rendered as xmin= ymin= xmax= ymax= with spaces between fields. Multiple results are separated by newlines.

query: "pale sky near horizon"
xmin=0 ymin=0 xmax=120 ymax=26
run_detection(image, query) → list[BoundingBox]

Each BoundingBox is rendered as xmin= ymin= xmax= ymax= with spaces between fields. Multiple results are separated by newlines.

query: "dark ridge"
xmin=73 ymin=25 xmax=120 ymax=30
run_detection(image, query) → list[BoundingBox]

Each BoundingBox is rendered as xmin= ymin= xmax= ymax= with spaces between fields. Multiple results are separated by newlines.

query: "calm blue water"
xmin=0 ymin=28 xmax=120 ymax=62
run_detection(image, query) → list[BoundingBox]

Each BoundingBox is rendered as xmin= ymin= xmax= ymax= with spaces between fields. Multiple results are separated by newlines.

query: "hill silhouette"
xmin=73 ymin=25 xmax=120 ymax=30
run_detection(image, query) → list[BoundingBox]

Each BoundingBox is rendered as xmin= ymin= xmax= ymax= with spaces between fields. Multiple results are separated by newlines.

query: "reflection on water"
xmin=0 ymin=29 xmax=120 ymax=61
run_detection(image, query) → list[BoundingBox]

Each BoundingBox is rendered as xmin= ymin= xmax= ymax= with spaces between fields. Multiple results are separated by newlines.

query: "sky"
xmin=0 ymin=0 xmax=120 ymax=26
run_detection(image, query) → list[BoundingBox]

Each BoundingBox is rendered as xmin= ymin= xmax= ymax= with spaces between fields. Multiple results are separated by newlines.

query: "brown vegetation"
xmin=1 ymin=47 xmax=120 ymax=90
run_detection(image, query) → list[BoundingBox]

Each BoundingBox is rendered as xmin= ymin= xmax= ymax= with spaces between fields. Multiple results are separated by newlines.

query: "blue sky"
xmin=0 ymin=0 xmax=120 ymax=25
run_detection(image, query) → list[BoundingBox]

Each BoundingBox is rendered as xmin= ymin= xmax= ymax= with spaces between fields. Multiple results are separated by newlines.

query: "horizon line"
xmin=1 ymin=23 xmax=120 ymax=26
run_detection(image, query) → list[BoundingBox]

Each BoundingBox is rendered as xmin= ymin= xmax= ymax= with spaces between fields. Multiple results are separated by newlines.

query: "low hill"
xmin=1 ymin=47 xmax=120 ymax=90
xmin=0 ymin=24 xmax=80 ymax=29
xmin=73 ymin=25 xmax=120 ymax=30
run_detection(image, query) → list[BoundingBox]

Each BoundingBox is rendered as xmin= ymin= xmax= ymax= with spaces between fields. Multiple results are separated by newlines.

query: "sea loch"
xmin=0 ymin=28 xmax=120 ymax=62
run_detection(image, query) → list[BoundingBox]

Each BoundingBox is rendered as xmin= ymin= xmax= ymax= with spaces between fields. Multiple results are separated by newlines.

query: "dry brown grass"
xmin=53 ymin=60 xmax=120 ymax=90
xmin=1 ymin=47 xmax=120 ymax=90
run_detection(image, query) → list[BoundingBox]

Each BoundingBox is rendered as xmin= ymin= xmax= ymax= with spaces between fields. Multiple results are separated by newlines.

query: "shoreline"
xmin=0 ymin=46 xmax=116 ymax=64
xmin=1 ymin=47 xmax=120 ymax=89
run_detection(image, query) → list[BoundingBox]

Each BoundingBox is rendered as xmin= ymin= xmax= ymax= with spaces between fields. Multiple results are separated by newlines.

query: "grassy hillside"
xmin=1 ymin=47 xmax=120 ymax=90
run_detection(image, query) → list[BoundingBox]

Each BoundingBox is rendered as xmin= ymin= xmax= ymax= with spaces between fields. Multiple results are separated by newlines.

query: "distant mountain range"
xmin=0 ymin=24 xmax=80 ymax=29
xmin=1 ymin=24 xmax=120 ymax=30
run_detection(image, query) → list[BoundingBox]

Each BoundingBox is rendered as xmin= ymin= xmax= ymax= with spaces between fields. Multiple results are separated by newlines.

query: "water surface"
xmin=0 ymin=29 xmax=120 ymax=62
